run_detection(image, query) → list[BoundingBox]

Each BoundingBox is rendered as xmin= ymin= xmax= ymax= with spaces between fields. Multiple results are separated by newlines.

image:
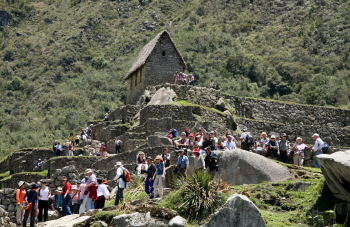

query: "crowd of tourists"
xmin=173 ymin=71 xmax=196 ymax=86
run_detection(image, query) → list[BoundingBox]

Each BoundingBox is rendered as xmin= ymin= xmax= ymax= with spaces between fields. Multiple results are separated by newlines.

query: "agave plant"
xmin=174 ymin=171 xmax=231 ymax=222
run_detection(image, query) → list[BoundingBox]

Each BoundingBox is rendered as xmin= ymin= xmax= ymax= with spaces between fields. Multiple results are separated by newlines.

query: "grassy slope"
xmin=0 ymin=0 xmax=349 ymax=159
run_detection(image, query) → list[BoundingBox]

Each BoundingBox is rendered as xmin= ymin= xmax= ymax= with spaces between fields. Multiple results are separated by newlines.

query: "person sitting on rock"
xmin=260 ymin=132 xmax=269 ymax=154
xmin=161 ymin=148 xmax=170 ymax=167
xmin=171 ymin=128 xmax=178 ymax=138
xmin=210 ymin=131 xmax=218 ymax=149
xmin=175 ymin=148 xmax=189 ymax=177
xmin=16 ymin=181 xmax=27 ymax=226
xmin=220 ymin=136 xmax=227 ymax=149
xmin=195 ymin=133 xmax=204 ymax=154
xmin=37 ymin=159 xmax=42 ymax=167
xmin=223 ymin=135 xmax=236 ymax=150
xmin=291 ymin=137 xmax=309 ymax=167
xmin=240 ymin=132 xmax=257 ymax=152
xmin=202 ymin=132 xmax=216 ymax=152
xmin=135 ymin=151 xmax=148 ymax=174
xmin=265 ymin=135 xmax=279 ymax=160
xmin=50 ymin=188 xmax=63 ymax=215
xmin=152 ymin=155 xmax=165 ymax=199
xmin=278 ymin=133 xmax=291 ymax=163
xmin=197 ymin=127 xmax=204 ymax=137
xmin=145 ymin=156 xmax=156 ymax=199
xmin=186 ymin=133 xmax=196 ymax=149
xmin=192 ymin=148 xmax=205 ymax=174
xmin=175 ymin=132 xmax=188 ymax=149
xmin=210 ymin=79 xmax=216 ymax=89
xmin=189 ymin=74 xmax=195 ymax=86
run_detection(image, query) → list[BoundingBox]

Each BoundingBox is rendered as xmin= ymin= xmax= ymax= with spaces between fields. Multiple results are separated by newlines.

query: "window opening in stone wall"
xmin=162 ymin=51 xmax=166 ymax=56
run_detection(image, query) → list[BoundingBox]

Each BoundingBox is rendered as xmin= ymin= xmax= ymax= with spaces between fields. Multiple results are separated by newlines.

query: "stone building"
xmin=124 ymin=30 xmax=187 ymax=105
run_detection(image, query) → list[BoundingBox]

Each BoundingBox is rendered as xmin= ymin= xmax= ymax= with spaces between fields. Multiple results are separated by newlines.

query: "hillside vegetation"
xmin=0 ymin=0 xmax=349 ymax=158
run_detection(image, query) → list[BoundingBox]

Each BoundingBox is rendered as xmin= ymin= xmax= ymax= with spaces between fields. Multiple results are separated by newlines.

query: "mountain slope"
xmin=0 ymin=0 xmax=349 ymax=158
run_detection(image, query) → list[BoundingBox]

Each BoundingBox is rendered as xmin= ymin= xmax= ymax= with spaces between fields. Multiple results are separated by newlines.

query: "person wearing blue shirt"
xmin=23 ymin=184 xmax=39 ymax=227
xmin=152 ymin=155 xmax=165 ymax=198
xmin=175 ymin=149 xmax=189 ymax=177
xmin=312 ymin=133 xmax=324 ymax=168
xmin=204 ymin=147 xmax=217 ymax=178
xmin=171 ymin=128 xmax=177 ymax=138
xmin=56 ymin=143 xmax=61 ymax=156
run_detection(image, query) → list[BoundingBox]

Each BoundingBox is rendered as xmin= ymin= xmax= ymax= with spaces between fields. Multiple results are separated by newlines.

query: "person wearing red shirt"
xmin=60 ymin=176 xmax=72 ymax=216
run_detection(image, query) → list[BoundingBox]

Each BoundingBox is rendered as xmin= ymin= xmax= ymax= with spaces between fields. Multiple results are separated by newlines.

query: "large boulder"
xmin=112 ymin=212 xmax=167 ymax=227
xmin=168 ymin=216 xmax=186 ymax=227
xmin=201 ymin=194 xmax=266 ymax=227
xmin=147 ymin=87 xmax=177 ymax=106
xmin=215 ymin=98 xmax=228 ymax=111
xmin=214 ymin=149 xmax=291 ymax=185
xmin=146 ymin=135 xmax=173 ymax=148
xmin=316 ymin=151 xmax=350 ymax=202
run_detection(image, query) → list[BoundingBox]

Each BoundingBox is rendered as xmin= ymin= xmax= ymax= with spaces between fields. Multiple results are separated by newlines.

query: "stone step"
xmin=37 ymin=214 xmax=91 ymax=227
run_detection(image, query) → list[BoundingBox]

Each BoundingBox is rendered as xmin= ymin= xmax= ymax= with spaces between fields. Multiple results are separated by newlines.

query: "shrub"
xmin=172 ymin=171 xmax=231 ymax=222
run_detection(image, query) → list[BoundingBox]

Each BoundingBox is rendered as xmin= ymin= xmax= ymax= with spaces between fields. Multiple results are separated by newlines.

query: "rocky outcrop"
xmin=147 ymin=87 xmax=177 ymax=105
xmin=316 ymin=151 xmax=350 ymax=202
xmin=146 ymin=135 xmax=172 ymax=147
xmin=168 ymin=216 xmax=186 ymax=227
xmin=201 ymin=194 xmax=266 ymax=227
xmin=112 ymin=212 xmax=168 ymax=227
xmin=212 ymin=149 xmax=291 ymax=185
xmin=0 ymin=207 xmax=16 ymax=227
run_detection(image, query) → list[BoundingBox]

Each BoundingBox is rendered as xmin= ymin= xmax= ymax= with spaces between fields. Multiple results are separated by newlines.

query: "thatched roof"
xmin=124 ymin=30 xmax=187 ymax=80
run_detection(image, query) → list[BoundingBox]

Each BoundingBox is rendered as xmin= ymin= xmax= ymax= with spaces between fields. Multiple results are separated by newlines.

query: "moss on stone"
xmin=174 ymin=100 xmax=224 ymax=114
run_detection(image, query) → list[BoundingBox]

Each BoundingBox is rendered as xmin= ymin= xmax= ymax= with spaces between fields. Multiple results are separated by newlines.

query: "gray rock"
xmin=215 ymin=98 xmax=228 ymax=111
xmin=7 ymin=204 xmax=15 ymax=212
xmin=293 ymin=181 xmax=312 ymax=191
xmin=55 ymin=169 xmax=62 ymax=175
xmin=62 ymin=165 xmax=76 ymax=173
xmin=68 ymin=173 xmax=77 ymax=179
xmin=48 ymin=210 xmax=61 ymax=221
xmin=201 ymin=194 xmax=266 ymax=227
xmin=93 ymin=221 xmax=108 ymax=227
xmin=80 ymin=209 xmax=100 ymax=217
xmin=1 ymin=199 xmax=11 ymax=205
xmin=4 ymin=189 xmax=14 ymax=195
xmin=55 ymin=180 xmax=61 ymax=187
xmin=146 ymin=135 xmax=172 ymax=148
xmin=112 ymin=212 xmax=151 ymax=227
xmin=316 ymin=151 xmax=350 ymax=202
xmin=168 ymin=216 xmax=186 ymax=227
xmin=213 ymin=149 xmax=291 ymax=185
xmin=147 ymin=87 xmax=177 ymax=106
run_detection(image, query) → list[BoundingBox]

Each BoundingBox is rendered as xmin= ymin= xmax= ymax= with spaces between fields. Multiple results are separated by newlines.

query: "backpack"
xmin=322 ymin=142 xmax=329 ymax=153
xmin=121 ymin=168 xmax=131 ymax=182
xmin=244 ymin=134 xmax=255 ymax=146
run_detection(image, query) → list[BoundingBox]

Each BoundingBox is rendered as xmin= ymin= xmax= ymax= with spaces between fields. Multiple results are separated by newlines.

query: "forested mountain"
xmin=0 ymin=0 xmax=349 ymax=159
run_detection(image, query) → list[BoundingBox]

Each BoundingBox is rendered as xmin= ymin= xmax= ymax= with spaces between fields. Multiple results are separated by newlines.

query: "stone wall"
xmin=144 ymin=35 xmax=184 ymax=88
xmin=127 ymin=66 xmax=145 ymax=105
xmin=236 ymin=118 xmax=350 ymax=147
xmin=91 ymin=122 xmax=128 ymax=144
xmin=140 ymin=105 xmax=196 ymax=125
xmin=0 ymin=173 xmax=44 ymax=189
xmin=229 ymin=96 xmax=350 ymax=128
xmin=108 ymin=105 xmax=140 ymax=123
xmin=0 ymin=188 xmax=17 ymax=223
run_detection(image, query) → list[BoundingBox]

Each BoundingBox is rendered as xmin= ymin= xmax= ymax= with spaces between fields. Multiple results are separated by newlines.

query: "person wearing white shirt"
xmin=113 ymin=162 xmax=129 ymax=205
xmin=38 ymin=180 xmax=51 ymax=223
xmin=95 ymin=179 xmax=109 ymax=209
xmin=312 ymin=133 xmax=324 ymax=168
xmin=224 ymin=135 xmax=236 ymax=150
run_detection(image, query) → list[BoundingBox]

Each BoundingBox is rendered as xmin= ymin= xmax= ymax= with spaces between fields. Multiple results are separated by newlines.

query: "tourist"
xmin=135 ymin=151 xmax=148 ymax=174
xmin=60 ymin=176 xmax=72 ymax=216
xmin=38 ymin=180 xmax=51 ymax=223
xmin=185 ymin=128 xmax=189 ymax=138
xmin=175 ymin=132 xmax=188 ymax=149
xmin=189 ymin=74 xmax=195 ymax=86
xmin=220 ymin=136 xmax=227 ymax=149
xmin=68 ymin=143 xmax=74 ymax=156
xmin=68 ymin=133 xmax=74 ymax=145
xmin=50 ymin=188 xmax=62 ymax=214
xmin=102 ymin=179 xmax=111 ymax=192
xmin=78 ymin=178 xmax=88 ymax=214
xmin=240 ymin=132 xmax=256 ymax=152
xmin=95 ymin=179 xmax=108 ymax=209
xmin=104 ymin=111 xmax=111 ymax=121
xmin=167 ymin=130 xmax=172 ymax=139
xmin=22 ymin=183 xmax=39 ymax=227
xmin=84 ymin=169 xmax=97 ymax=211
xmin=195 ymin=133 xmax=204 ymax=153
xmin=202 ymin=132 xmax=216 ymax=151
xmin=210 ymin=79 xmax=215 ymax=89
xmin=70 ymin=185 xmax=79 ymax=214
xmin=161 ymin=148 xmax=170 ymax=167
xmin=192 ymin=148 xmax=205 ymax=174
xmin=179 ymin=72 xmax=184 ymax=85
xmin=87 ymin=124 xmax=93 ymax=137
xmin=186 ymin=133 xmax=196 ymax=149
xmin=291 ymin=137 xmax=309 ymax=167
xmin=74 ymin=180 xmax=83 ymax=214
xmin=197 ymin=127 xmax=204 ymax=137
xmin=37 ymin=159 xmax=43 ymax=167
xmin=279 ymin=133 xmax=291 ymax=163
xmin=56 ymin=142 xmax=61 ymax=156
xmin=175 ymin=148 xmax=189 ymax=177
xmin=16 ymin=181 xmax=26 ymax=226
xmin=171 ymin=128 xmax=178 ymax=138
xmin=115 ymin=137 xmax=123 ymax=154
xmin=152 ymin=155 xmax=165 ymax=199
xmin=312 ymin=133 xmax=324 ymax=168
xmin=64 ymin=140 xmax=70 ymax=156
xmin=223 ymin=135 xmax=236 ymax=150
xmin=265 ymin=135 xmax=279 ymax=160
xmin=210 ymin=131 xmax=218 ymax=149
xmin=75 ymin=134 xmax=80 ymax=146
xmin=173 ymin=71 xmax=179 ymax=84
xmin=145 ymin=156 xmax=156 ymax=199
xmin=100 ymin=142 xmax=107 ymax=157
xmin=114 ymin=162 xmax=130 ymax=206
xmin=204 ymin=147 xmax=217 ymax=178
xmin=53 ymin=140 xmax=58 ymax=157
xmin=260 ymin=132 xmax=269 ymax=148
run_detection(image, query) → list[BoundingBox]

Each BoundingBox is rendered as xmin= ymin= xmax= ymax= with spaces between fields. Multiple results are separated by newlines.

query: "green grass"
xmin=0 ymin=170 xmax=49 ymax=181
xmin=174 ymin=100 xmax=225 ymax=114
xmin=0 ymin=171 xmax=11 ymax=179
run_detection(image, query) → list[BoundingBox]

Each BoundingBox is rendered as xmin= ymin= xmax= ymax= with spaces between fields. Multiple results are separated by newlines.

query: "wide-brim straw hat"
xmin=154 ymin=155 xmax=163 ymax=162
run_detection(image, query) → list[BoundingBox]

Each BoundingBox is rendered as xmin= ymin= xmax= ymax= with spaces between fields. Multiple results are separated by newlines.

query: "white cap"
xmin=71 ymin=185 xmax=78 ymax=190
xmin=115 ymin=161 xmax=122 ymax=167
xmin=240 ymin=133 xmax=246 ymax=139
xmin=313 ymin=133 xmax=319 ymax=137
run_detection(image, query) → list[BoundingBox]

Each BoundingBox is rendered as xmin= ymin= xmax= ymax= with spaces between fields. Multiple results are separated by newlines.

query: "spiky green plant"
xmin=173 ymin=171 xmax=231 ymax=222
